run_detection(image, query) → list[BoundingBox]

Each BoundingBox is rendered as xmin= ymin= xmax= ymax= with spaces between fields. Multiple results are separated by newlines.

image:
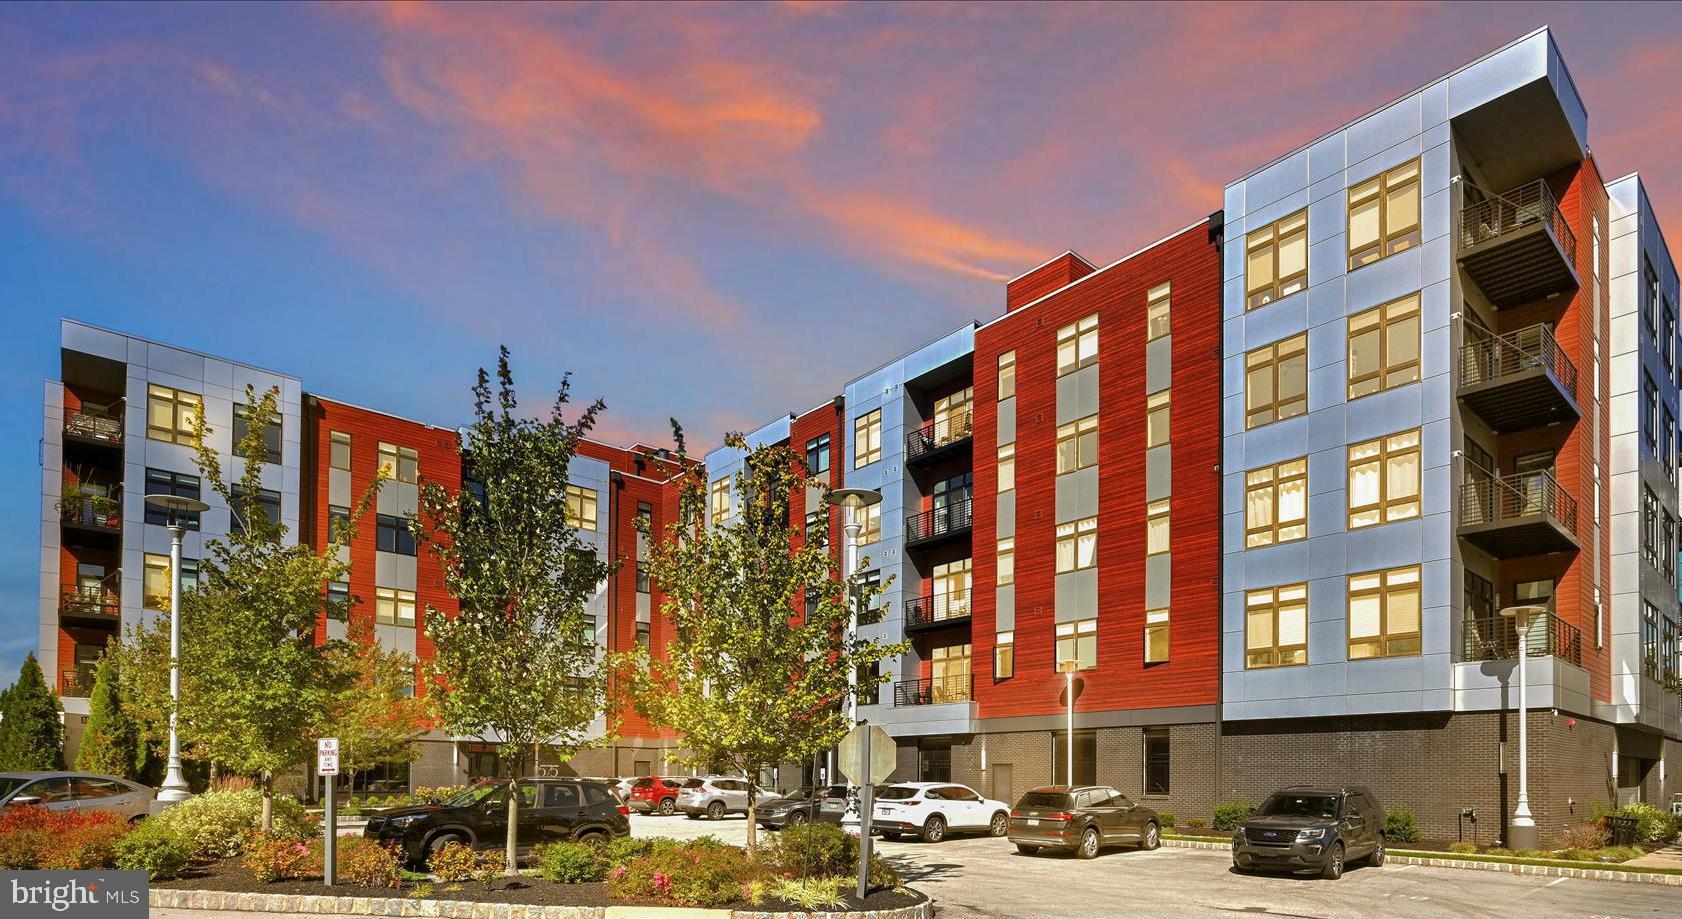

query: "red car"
xmin=627 ymin=776 xmax=686 ymax=815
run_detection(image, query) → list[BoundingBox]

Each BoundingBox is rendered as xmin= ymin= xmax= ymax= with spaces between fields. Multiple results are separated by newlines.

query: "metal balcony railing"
xmin=907 ymin=411 xmax=974 ymax=462
xmin=59 ymin=490 xmax=122 ymax=530
xmin=1462 ymin=609 xmax=1583 ymax=668
xmin=1461 ymin=179 xmax=1577 ymax=265
xmin=1459 ymin=467 xmax=1578 ymax=534
xmin=906 ymin=498 xmax=973 ymax=545
xmin=61 ymin=575 xmax=122 ymax=623
xmin=893 ymin=674 xmax=973 ymax=707
xmin=64 ymin=406 xmax=123 ymax=445
xmin=1460 ymin=324 xmax=1579 ymax=400
xmin=60 ymin=668 xmax=96 ymax=697
xmin=905 ymin=590 xmax=973 ymax=629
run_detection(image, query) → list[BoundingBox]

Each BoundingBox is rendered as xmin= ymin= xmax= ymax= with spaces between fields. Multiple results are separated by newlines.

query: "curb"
xmin=1161 ymin=837 xmax=1682 ymax=886
xmin=148 ymin=889 xmax=933 ymax=919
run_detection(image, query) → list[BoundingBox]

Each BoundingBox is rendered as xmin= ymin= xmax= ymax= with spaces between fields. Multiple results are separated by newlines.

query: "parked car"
xmin=676 ymin=776 xmax=753 ymax=820
xmin=871 ymin=782 xmax=1011 ymax=843
xmin=0 ymin=772 xmax=153 ymax=822
xmin=627 ymin=776 xmax=689 ymax=815
xmin=1007 ymin=785 xmax=1161 ymax=858
xmin=1231 ymin=786 xmax=1385 ymax=879
xmin=365 ymin=778 xmax=629 ymax=866
xmin=579 ymin=777 xmax=628 ymax=802
xmin=756 ymin=785 xmax=849 ymax=829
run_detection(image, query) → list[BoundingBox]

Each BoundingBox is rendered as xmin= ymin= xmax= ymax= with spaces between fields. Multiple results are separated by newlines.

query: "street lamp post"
xmin=1499 ymin=603 xmax=1548 ymax=852
xmin=829 ymin=487 xmax=882 ymax=832
xmin=144 ymin=493 xmax=210 ymax=806
xmin=1058 ymin=659 xmax=1079 ymax=786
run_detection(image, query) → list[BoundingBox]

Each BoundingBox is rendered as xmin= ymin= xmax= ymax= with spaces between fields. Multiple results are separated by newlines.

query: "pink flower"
xmin=608 ymin=866 xmax=626 ymax=880
xmin=652 ymin=871 xmax=671 ymax=894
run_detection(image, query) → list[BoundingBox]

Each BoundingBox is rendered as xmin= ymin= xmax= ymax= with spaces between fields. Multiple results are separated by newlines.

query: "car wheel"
xmin=989 ymin=811 xmax=1009 ymax=837
xmin=1015 ymin=843 xmax=1039 ymax=856
xmin=1076 ymin=827 xmax=1100 ymax=859
xmin=921 ymin=815 xmax=947 ymax=843
xmin=425 ymin=832 xmax=465 ymax=863
xmin=1322 ymin=842 xmax=1345 ymax=880
xmin=657 ymin=798 xmax=675 ymax=816
xmin=1141 ymin=821 xmax=1160 ymax=850
xmin=787 ymin=810 xmax=809 ymax=827
xmin=707 ymin=801 xmax=726 ymax=821
xmin=1368 ymin=838 xmax=1386 ymax=867
xmin=576 ymin=831 xmax=608 ymax=849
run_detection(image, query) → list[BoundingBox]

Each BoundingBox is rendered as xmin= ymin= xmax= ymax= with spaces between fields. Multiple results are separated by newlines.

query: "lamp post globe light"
xmin=828 ymin=487 xmax=881 ymax=831
xmin=1499 ymin=603 xmax=1548 ymax=852
xmin=144 ymin=493 xmax=211 ymax=806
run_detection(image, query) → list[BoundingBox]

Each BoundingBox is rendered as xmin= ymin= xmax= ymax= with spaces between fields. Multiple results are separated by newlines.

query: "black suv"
xmin=365 ymin=778 xmax=629 ymax=866
xmin=1231 ymin=786 xmax=1385 ymax=879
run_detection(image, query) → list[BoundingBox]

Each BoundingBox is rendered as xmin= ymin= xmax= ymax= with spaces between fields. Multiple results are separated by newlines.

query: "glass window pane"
xmin=1350 ymin=461 xmax=1380 ymax=506
xmin=1247 ymin=245 xmax=1273 ymax=292
xmin=1387 ymin=180 xmax=1420 ymax=233
xmin=1388 ymin=587 xmax=1420 ymax=635
xmin=1278 ymin=603 xmax=1307 ymax=646
xmin=1349 ymin=595 xmax=1381 ymax=638
xmin=1246 ymin=607 xmax=1273 ymax=650
xmin=1349 ymin=197 xmax=1380 ymax=249
xmin=1278 ymin=477 xmax=1306 ymax=523
xmin=1278 ymin=229 xmax=1306 ymax=278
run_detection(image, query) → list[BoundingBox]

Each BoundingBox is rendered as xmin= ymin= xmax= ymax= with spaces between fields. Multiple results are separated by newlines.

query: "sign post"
xmin=317 ymin=737 xmax=339 ymax=887
xmin=838 ymin=722 xmax=894 ymax=902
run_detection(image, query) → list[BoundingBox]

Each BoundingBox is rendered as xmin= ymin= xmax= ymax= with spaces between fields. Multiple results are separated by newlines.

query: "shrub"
xmin=114 ymin=819 xmax=193 ymax=880
xmin=1211 ymin=802 xmax=1255 ymax=831
xmin=1513 ymin=849 xmax=1542 ymax=858
xmin=1601 ymin=803 xmax=1681 ymax=845
xmin=1446 ymin=841 xmax=1478 ymax=854
xmin=1186 ymin=818 xmax=1207 ymax=829
xmin=1557 ymin=820 xmax=1607 ymax=851
xmin=335 ymin=837 xmax=402 ymax=888
xmin=767 ymin=876 xmax=847 ymax=910
xmin=152 ymin=789 xmax=316 ymax=859
xmin=427 ymin=842 xmax=481 ymax=882
xmin=601 ymin=836 xmax=653 ymax=870
xmin=606 ymin=841 xmax=763 ymax=908
xmin=0 ymin=805 xmax=127 ymax=870
xmin=536 ymin=841 xmax=605 ymax=883
xmin=766 ymin=822 xmax=898 ymax=888
xmin=1155 ymin=811 xmax=1175 ymax=828
xmin=1484 ymin=846 xmax=1511 ymax=856
xmin=244 ymin=834 xmax=318 ymax=883
xmin=1382 ymin=805 xmax=1420 ymax=844
xmin=1596 ymin=845 xmax=1645 ymax=862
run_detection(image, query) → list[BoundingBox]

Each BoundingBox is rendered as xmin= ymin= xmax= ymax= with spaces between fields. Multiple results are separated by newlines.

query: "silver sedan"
xmin=0 ymin=772 xmax=155 ymax=821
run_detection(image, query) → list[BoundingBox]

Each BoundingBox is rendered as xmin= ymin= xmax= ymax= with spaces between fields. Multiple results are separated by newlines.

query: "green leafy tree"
xmin=619 ymin=431 xmax=903 ymax=855
xmin=0 ymin=653 xmax=66 ymax=771
xmin=326 ymin=616 xmax=433 ymax=787
xmin=75 ymin=650 xmax=149 ymax=779
xmin=418 ymin=349 xmax=615 ymax=876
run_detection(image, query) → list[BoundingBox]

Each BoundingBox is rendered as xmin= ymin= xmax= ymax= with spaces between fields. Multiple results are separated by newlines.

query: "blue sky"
xmin=3 ymin=1 xmax=1682 ymax=680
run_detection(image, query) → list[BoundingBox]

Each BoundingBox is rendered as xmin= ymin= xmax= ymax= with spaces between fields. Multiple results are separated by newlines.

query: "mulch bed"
xmin=156 ymin=860 xmax=926 ymax=912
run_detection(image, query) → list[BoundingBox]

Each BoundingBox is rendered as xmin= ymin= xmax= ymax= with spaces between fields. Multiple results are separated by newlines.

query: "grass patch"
xmin=1391 ymin=848 xmax=1682 ymax=877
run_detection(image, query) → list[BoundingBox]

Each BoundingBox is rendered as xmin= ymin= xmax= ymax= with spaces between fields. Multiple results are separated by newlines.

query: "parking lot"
xmin=632 ymin=813 xmax=1681 ymax=918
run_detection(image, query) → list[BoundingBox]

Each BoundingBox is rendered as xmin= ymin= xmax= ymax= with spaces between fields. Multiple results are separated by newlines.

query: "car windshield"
xmin=1259 ymin=794 xmax=1338 ymax=819
xmin=443 ymin=783 xmax=502 ymax=808
xmin=1017 ymin=791 xmax=1071 ymax=809
xmin=0 ymin=777 xmax=28 ymax=799
xmin=680 ymin=778 xmax=705 ymax=789
xmin=875 ymin=786 xmax=918 ymax=801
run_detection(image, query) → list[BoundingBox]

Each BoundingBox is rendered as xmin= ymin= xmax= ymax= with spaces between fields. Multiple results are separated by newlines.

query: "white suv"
xmin=871 ymin=782 xmax=1011 ymax=842
xmin=676 ymin=776 xmax=753 ymax=820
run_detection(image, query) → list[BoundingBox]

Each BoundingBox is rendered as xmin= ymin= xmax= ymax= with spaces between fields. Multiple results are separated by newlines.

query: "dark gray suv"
xmin=1231 ymin=786 xmax=1385 ymax=879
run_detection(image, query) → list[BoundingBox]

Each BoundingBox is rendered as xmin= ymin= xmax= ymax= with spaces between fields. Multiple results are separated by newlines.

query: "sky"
xmin=2 ymin=0 xmax=1681 ymax=680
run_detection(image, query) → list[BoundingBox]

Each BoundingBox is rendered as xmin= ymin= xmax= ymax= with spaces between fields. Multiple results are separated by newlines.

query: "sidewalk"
xmin=1623 ymin=844 xmax=1682 ymax=869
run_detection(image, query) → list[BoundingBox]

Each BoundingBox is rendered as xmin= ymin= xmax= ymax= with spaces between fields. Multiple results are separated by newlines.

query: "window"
xmin=636 ymin=501 xmax=653 ymax=532
xmin=1641 ymin=486 xmax=1660 ymax=568
xmin=146 ymin=384 xmax=202 ymax=445
xmin=229 ymin=485 xmax=280 ymax=534
xmin=143 ymin=469 xmax=201 ymax=529
xmin=994 ymin=631 xmax=1014 ymax=680
xmin=1146 ymin=282 xmax=1171 ymax=340
xmin=1057 ymin=314 xmax=1099 ymax=376
xmin=1245 ymin=458 xmax=1307 ymax=547
xmin=1050 ymin=730 xmax=1098 ymax=786
xmin=1056 ymin=415 xmax=1098 ymax=474
xmin=635 ymin=561 xmax=650 ymax=594
xmin=858 ymin=570 xmax=882 ymax=624
xmin=1348 ymin=429 xmax=1420 ymax=528
xmin=858 ymin=502 xmax=881 ymax=546
xmin=143 ymin=553 xmax=199 ymax=610
xmin=997 ymin=443 xmax=1016 ymax=493
xmin=326 ymin=580 xmax=349 ymax=620
xmin=1144 ymin=609 xmax=1170 ymax=663
xmin=1246 ymin=210 xmax=1308 ymax=308
xmin=805 ymin=434 xmax=830 ymax=476
xmin=1146 ymin=390 xmax=1170 ymax=447
xmin=1146 ymin=499 xmax=1170 ymax=555
xmin=996 ymin=538 xmax=1015 ymax=586
xmin=375 ymin=587 xmax=416 ymax=626
xmin=1245 ymin=334 xmax=1307 ymax=428
xmin=998 ymin=351 xmax=1017 ymax=400
xmin=1245 ymin=583 xmax=1307 ymax=668
xmin=1348 ymin=159 xmax=1420 ymax=269
xmin=805 ymin=509 xmax=827 ymax=543
xmin=1143 ymin=729 xmax=1170 ymax=796
xmin=580 ymin=614 xmax=597 ymax=646
xmin=1348 ymin=293 xmax=1421 ymax=398
xmin=1348 ymin=566 xmax=1421 ymax=659
xmin=708 ymin=477 xmax=730 ymax=524
xmin=1056 ymin=619 xmax=1098 ymax=670
xmin=328 ymin=504 xmax=351 ymax=541
xmin=375 ymin=514 xmax=415 ymax=555
xmin=1055 ymin=517 xmax=1098 ymax=573
xmin=636 ymin=620 xmax=650 ymax=650
xmin=233 ymin=403 xmax=282 ymax=464
xmin=329 ymin=431 xmax=351 ymax=470
xmin=377 ymin=442 xmax=419 ymax=484
xmin=565 ymin=485 xmax=598 ymax=532
xmin=1644 ymin=373 xmax=1659 ymax=455
xmin=1641 ymin=601 xmax=1661 ymax=679
xmin=854 ymin=410 xmax=882 ymax=467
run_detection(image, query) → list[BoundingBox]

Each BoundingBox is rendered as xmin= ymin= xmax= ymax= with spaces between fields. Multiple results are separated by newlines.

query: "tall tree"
xmin=75 ymin=650 xmax=147 ymax=779
xmin=0 ymin=653 xmax=66 ymax=771
xmin=325 ymin=616 xmax=432 ymax=787
xmin=619 ymin=432 xmax=903 ymax=855
xmin=418 ymin=349 xmax=615 ymax=876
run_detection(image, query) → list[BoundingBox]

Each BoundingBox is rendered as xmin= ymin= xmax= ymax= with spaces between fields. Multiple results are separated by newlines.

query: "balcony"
xmin=1458 ymin=323 xmax=1581 ymax=432
xmin=893 ymin=674 xmax=973 ymax=707
xmin=905 ymin=498 xmax=973 ymax=549
xmin=59 ymin=490 xmax=122 ymax=542
xmin=906 ymin=412 xmax=973 ymax=466
xmin=60 ymin=588 xmax=121 ymax=627
xmin=905 ymin=590 xmax=973 ymax=632
xmin=63 ymin=407 xmax=123 ymax=448
xmin=1462 ymin=609 xmax=1583 ymax=668
xmin=1459 ymin=180 xmax=1580 ymax=308
xmin=1458 ymin=467 xmax=1580 ymax=557
xmin=60 ymin=668 xmax=97 ymax=697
